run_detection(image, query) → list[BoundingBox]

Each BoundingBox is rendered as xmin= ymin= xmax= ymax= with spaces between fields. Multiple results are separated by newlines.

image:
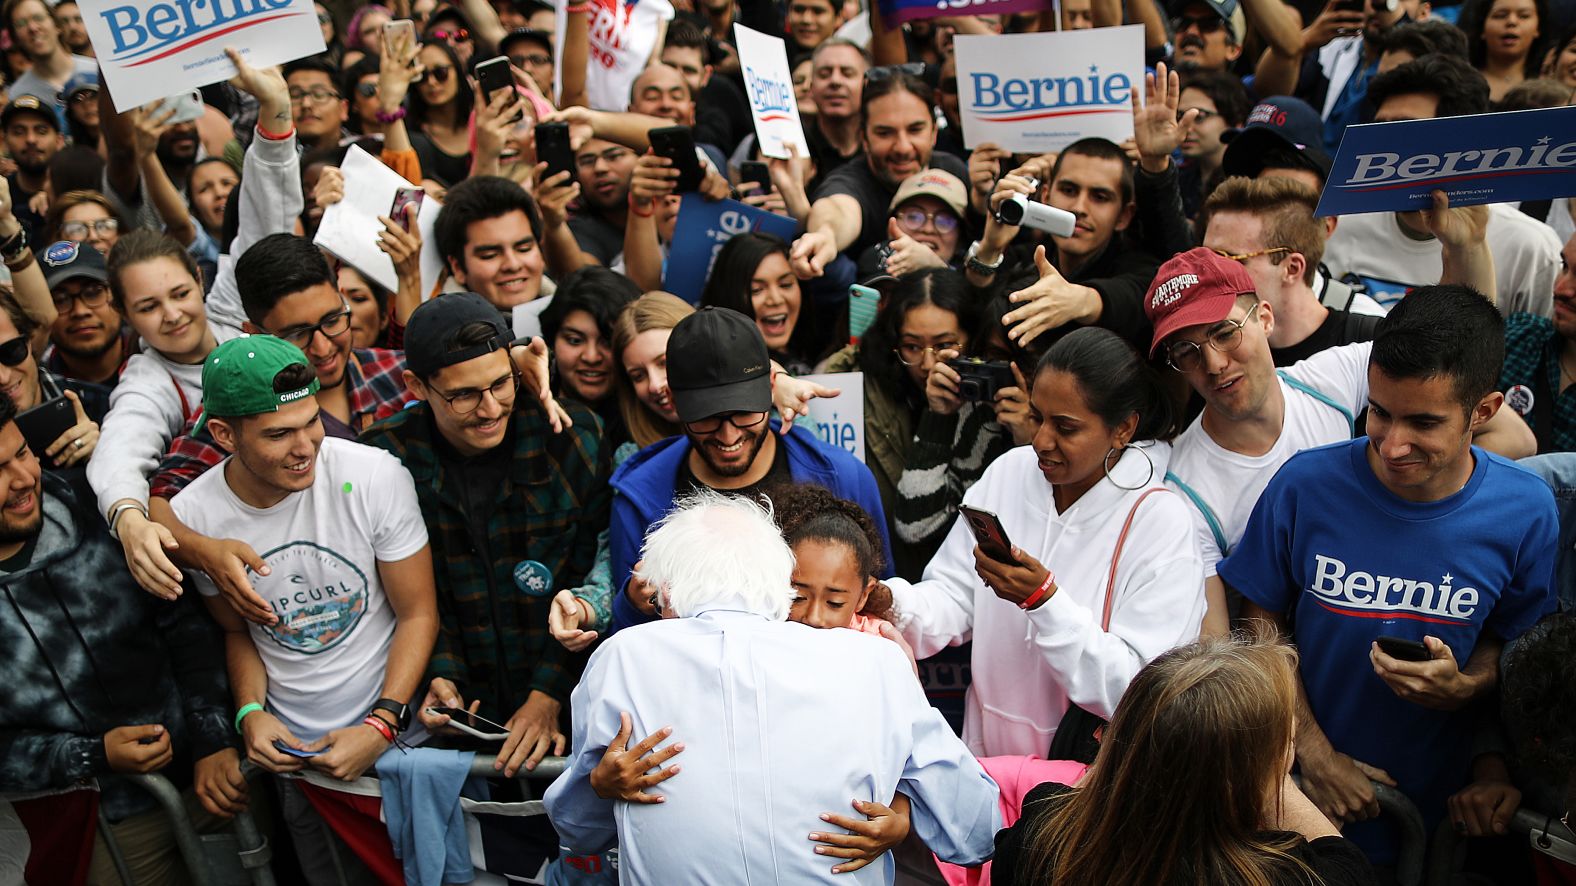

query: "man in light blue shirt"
xmin=544 ymin=491 xmax=1001 ymax=884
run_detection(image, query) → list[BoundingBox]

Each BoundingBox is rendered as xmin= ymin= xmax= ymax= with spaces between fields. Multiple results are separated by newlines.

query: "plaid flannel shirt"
xmin=358 ymin=396 xmax=611 ymax=714
xmin=150 ymin=349 xmax=409 ymax=499
xmin=1500 ymin=312 xmax=1576 ymax=453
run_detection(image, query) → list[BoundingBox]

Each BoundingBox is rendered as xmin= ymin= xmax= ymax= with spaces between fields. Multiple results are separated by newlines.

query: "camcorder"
xmin=993 ymin=177 xmax=1078 ymax=237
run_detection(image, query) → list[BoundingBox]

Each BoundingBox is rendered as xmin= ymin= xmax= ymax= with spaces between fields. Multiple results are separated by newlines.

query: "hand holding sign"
xmin=734 ymin=25 xmax=810 ymax=160
xmin=1004 ymin=246 xmax=1102 ymax=346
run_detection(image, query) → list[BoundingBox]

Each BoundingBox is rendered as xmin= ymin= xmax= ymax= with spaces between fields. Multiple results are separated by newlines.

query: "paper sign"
xmin=1315 ymin=105 xmax=1576 ymax=217
xmin=513 ymin=295 xmax=555 ymax=339
xmin=878 ymin=0 xmax=1053 ymax=27
xmin=663 ymin=194 xmax=800 ymax=303
xmin=313 ymin=146 xmax=444 ymax=297
xmin=800 ymin=373 xmax=863 ymax=463
xmin=954 ymin=28 xmax=1141 ymax=153
xmin=733 ymin=24 xmax=810 ymax=161
xmin=81 ymin=0 xmax=327 ymax=112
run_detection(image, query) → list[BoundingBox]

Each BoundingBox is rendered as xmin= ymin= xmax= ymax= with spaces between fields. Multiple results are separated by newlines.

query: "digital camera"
xmin=948 ymin=358 xmax=1016 ymax=403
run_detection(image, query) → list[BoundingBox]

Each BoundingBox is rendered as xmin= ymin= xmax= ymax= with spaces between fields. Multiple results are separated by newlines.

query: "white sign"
xmin=954 ymin=27 xmax=1142 ymax=153
xmin=734 ymin=24 xmax=810 ymax=161
xmin=81 ymin=0 xmax=327 ymax=111
xmin=313 ymin=146 xmax=443 ymax=297
xmin=800 ymin=373 xmax=864 ymax=464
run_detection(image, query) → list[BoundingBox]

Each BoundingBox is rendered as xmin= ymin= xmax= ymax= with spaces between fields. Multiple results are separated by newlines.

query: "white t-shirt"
xmin=170 ymin=437 xmax=429 ymax=740
xmin=557 ymin=0 xmax=675 ymax=111
xmin=1323 ymin=203 xmax=1560 ymax=319
xmin=1166 ymin=342 xmax=1371 ymax=576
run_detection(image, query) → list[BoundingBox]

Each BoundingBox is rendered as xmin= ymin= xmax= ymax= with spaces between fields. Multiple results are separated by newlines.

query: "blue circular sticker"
xmin=42 ymin=240 xmax=78 ymax=267
xmin=513 ymin=560 xmax=554 ymax=597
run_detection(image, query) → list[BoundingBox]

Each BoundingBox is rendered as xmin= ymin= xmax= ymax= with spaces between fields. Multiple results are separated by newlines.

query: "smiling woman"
xmin=700 ymin=232 xmax=816 ymax=373
xmin=539 ymin=266 xmax=642 ymax=437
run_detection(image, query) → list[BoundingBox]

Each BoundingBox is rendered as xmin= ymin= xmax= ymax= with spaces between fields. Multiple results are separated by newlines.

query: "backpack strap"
xmin=1164 ymin=470 xmax=1229 ymax=557
xmin=1277 ymin=370 xmax=1355 ymax=436
xmin=1101 ymin=487 xmax=1169 ymax=631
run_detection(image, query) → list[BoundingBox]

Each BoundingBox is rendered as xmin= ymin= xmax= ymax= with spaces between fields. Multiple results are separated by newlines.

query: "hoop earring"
xmin=1104 ymin=443 xmax=1154 ymax=491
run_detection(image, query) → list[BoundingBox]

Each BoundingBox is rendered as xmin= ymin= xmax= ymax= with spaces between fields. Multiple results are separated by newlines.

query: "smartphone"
xmin=273 ymin=739 xmax=326 ymax=758
xmin=427 ymin=707 xmax=511 ymax=740
xmin=848 ymin=284 xmax=881 ymax=343
xmin=1376 ymin=635 xmax=1431 ymax=662
xmin=15 ymin=395 xmax=75 ymax=458
xmin=959 ymin=505 xmax=1014 ymax=562
xmin=475 ymin=55 xmax=516 ymax=107
xmin=738 ymin=160 xmax=771 ymax=195
xmin=1333 ymin=0 xmax=1364 ymax=11
xmin=391 ymin=186 xmax=424 ymax=232
xmin=160 ymin=89 xmax=204 ymax=125
xmin=535 ymin=121 xmax=575 ymax=182
xmin=648 ymin=125 xmax=705 ymax=193
xmin=383 ymin=18 xmax=415 ymax=46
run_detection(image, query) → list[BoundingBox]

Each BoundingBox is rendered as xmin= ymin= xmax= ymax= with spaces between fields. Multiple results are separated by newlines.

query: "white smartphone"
xmin=427 ymin=706 xmax=510 ymax=741
xmin=159 ymin=89 xmax=204 ymax=125
xmin=384 ymin=18 xmax=415 ymax=47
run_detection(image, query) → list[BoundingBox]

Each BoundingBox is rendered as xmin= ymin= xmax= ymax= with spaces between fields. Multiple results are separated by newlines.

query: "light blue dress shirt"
xmin=543 ymin=601 xmax=1002 ymax=885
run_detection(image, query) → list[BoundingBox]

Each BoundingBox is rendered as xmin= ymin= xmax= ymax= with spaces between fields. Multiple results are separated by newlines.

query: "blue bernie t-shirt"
xmin=1219 ymin=438 xmax=1556 ymax=864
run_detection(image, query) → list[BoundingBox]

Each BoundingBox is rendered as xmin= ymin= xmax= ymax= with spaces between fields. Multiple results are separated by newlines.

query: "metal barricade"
xmin=1291 ymin=776 xmax=1427 ymax=886
xmin=99 ymin=763 xmax=276 ymax=886
xmin=1426 ymin=805 xmax=1576 ymax=885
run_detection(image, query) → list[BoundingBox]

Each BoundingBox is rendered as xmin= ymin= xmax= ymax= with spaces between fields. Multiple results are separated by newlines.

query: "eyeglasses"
xmin=50 ymin=281 xmax=110 ymax=311
xmin=1164 ymin=302 xmax=1261 ymax=372
xmin=289 ymin=87 xmax=342 ymax=105
xmin=894 ymin=341 xmax=962 ymax=365
xmin=430 ymin=27 xmax=469 ymax=41
xmin=355 ymin=81 xmax=379 ymax=99
xmin=0 ymin=336 xmax=29 ymax=367
xmin=433 ymin=371 xmax=519 ymax=414
xmin=1181 ymin=107 xmax=1217 ymax=121
xmin=683 ymin=411 xmax=769 ymax=434
xmin=864 ymin=63 xmax=925 ymax=83
xmin=273 ymin=304 xmax=353 ymax=348
xmin=68 ymin=89 xmax=98 ymax=104
xmin=60 ymin=219 xmax=118 ymax=240
xmin=1210 ymin=246 xmax=1290 ymax=264
xmin=510 ymin=53 xmax=551 ymax=67
xmin=1171 ymin=13 xmax=1226 ymax=33
xmin=419 ymin=64 xmax=453 ymax=84
xmin=895 ymin=206 xmax=959 ymax=234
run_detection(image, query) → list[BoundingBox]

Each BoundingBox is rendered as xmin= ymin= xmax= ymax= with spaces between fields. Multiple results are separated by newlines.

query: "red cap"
xmin=1144 ymin=247 xmax=1257 ymax=356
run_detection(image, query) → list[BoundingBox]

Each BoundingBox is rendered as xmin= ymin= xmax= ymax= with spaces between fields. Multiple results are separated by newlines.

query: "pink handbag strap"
xmin=1100 ymin=487 xmax=1168 ymax=631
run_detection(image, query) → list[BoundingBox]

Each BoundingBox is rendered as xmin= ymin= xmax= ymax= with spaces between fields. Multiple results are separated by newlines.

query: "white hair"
xmin=635 ymin=489 xmax=796 ymax=621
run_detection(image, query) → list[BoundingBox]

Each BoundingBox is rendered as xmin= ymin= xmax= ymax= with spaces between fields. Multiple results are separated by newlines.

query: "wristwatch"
xmin=966 ymin=240 xmax=1004 ymax=277
xmin=370 ymin=698 xmax=409 ymax=730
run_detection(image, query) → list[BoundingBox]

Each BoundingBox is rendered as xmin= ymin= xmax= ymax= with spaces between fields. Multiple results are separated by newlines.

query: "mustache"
xmin=1180 ymin=34 xmax=1206 ymax=49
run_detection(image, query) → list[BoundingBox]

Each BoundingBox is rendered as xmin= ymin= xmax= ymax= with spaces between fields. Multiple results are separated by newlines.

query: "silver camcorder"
xmin=993 ymin=178 xmax=1077 ymax=237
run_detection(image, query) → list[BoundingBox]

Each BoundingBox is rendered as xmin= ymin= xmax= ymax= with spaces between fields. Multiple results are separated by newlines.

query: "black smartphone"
xmin=475 ymin=55 xmax=516 ymax=107
xmin=648 ymin=125 xmax=705 ymax=193
xmin=15 ymin=395 xmax=75 ymax=458
xmin=1333 ymin=0 xmax=1365 ymax=12
xmin=959 ymin=505 xmax=1014 ymax=562
xmin=426 ymin=706 xmax=511 ymax=740
xmin=738 ymin=160 xmax=771 ymax=195
xmin=391 ymin=186 xmax=424 ymax=232
xmin=535 ymin=121 xmax=575 ymax=182
xmin=1376 ymin=635 xmax=1431 ymax=662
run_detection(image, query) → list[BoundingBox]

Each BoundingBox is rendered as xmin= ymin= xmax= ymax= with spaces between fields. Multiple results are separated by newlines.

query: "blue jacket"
xmin=608 ymin=421 xmax=892 ymax=634
xmin=1518 ymin=453 xmax=1576 ymax=612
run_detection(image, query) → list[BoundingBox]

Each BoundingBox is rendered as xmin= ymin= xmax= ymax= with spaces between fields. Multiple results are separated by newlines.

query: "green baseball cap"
xmin=194 ymin=336 xmax=321 ymax=435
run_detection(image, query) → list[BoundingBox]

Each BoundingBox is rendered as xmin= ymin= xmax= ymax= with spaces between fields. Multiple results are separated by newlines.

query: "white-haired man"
xmin=543 ymin=491 xmax=1001 ymax=884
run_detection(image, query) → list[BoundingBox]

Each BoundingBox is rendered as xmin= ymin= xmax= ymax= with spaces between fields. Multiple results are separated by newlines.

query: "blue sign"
xmin=663 ymin=194 xmax=799 ymax=304
xmin=1316 ymin=105 xmax=1576 ymax=217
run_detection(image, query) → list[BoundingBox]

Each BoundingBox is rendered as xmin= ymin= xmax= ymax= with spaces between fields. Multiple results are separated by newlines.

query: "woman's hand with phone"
xmin=45 ymin=390 xmax=97 ymax=467
xmin=974 ymin=544 xmax=1053 ymax=608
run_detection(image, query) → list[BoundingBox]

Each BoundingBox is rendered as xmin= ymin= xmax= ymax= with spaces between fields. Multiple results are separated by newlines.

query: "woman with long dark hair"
xmin=1459 ymin=0 xmax=1551 ymax=101
xmin=539 ymin=267 xmax=642 ymax=445
xmin=883 ymin=327 xmax=1206 ymax=758
xmin=407 ymin=38 xmax=475 ymax=186
xmin=700 ymin=232 xmax=819 ymax=373
xmin=994 ymin=635 xmax=1376 ymax=886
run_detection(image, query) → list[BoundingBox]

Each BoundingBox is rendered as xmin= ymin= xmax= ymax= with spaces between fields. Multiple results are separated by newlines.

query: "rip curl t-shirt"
xmin=1220 ymin=439 xmax=1556 ymax=862
xmin=171 ymin=437 xmax=429 ymax=740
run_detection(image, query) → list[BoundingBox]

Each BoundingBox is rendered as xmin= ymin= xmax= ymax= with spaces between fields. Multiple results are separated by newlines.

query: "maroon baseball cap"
xmin=1144 ymin=247 xmax=1257 ymax=356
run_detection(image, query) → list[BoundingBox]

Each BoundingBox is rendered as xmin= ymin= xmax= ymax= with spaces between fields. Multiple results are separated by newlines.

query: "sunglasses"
xmin=356 ymin=81 xmax=379 ymax=98
xmin=420 ymin=64 xmax=453 ymax=84
xmin=864 ymin=62 xmax=925 ymax=82
xmin=0 ymin=336 xmax=29 ymax=367
xmin=1172 ymin=13 xmax=1225 ymax=33
xmin=430 ymin=27 xmax=470 ymax=41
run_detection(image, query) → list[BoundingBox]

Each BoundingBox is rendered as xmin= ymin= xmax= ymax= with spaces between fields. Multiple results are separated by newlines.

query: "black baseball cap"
xmin=0 ymin=95 xmax=60 ymax=133
xmin=41 ymin=240 xmax=107 ymax=289
xmin=500 ymin=28 xmax=553 ymax=58
xmin=667 ymin=307 xmax=773 ymax=424
xmin=1220 ymin=96 xmax=1333 ymax=181
xmin=404 ymin=291 xmax=511 ymax=378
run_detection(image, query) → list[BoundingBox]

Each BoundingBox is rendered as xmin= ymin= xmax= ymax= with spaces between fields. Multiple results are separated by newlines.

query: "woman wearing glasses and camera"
xmin=881 ymin=326 xmax=1206 ymax=760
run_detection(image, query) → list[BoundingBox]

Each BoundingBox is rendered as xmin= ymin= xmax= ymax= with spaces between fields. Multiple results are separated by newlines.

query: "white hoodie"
xmin=86 ymin=128 xmax=301 ymax=519
xmin=887 ymin=443 xmax=1206 ymax=758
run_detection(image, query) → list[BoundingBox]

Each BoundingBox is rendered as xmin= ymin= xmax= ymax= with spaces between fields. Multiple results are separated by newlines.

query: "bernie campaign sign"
xmin=954 ymin=27 xmax=1142 ymax=153
xmin=1316 ymin=105 xmax=1576 ymax=217
xmin=81 ymin=0 xmax=327 ymax=110
xmin=734 ymin=24 xmax=811 ymax=161
xmin=878 ymin=0 xmax=1054 ymax=27
xmin=664 ymin=194 xmax=800 ymax=303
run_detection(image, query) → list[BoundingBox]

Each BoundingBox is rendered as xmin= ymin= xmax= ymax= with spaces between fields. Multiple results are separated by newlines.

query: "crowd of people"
xmin=0 ymin=0 xmax=1573 ymax=882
